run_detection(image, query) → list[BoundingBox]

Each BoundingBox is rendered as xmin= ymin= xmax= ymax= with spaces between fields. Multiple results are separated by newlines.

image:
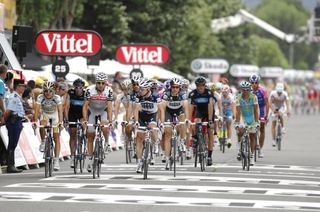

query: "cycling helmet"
xmin=170 ymin=77 xmax=181 ymax=86
xmin=181 ymin=79 xmax=190 ymax=86
xmin=95 ymin=72 xmax=108 ymax=81
xmin=215 ymin=82 xmax=223 ymax=90
xmin=131 ymin=75 xmax=141 ymax=84
xmin=164 ymin=79 xmax=171 ymax=90
xmin=73 ymin=78 xmax=85 ymax=87
xmin=222 ymin=85 xmax=230 ymax=94
xmin=195 ymin=76 xmax=206 ymax=85
xmin=121 ymin=79 xmax=132 ymax=89
xmin=42 ymin=81 xmax=56 ymax=90
xmin=139 ymin=78 xmax=153 ymax=88
xmin=249 ymin=74 xmax=260 ymax=83
xmin=239 ymin=81 xmax=251 ymax=90
xmin=276 ymin=83 xmax=284 ymax=93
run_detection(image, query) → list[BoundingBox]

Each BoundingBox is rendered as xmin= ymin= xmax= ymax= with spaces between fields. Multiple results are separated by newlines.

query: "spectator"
xmin=22 ymin=87 xmax=34 ymax=121
xmin=4 ymin=72 xmax=14 ymax=107
xmin=0 ymin=64 xmax=8 ymax=125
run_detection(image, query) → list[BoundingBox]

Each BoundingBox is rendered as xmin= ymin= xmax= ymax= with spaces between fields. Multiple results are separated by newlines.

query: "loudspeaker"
xmin=12 ymin=25 xmax=33 ymax=54
xmin=17 ymin=41 xmax=27 ymax=58
xmin=87 ymin=51 xmax=100 ymax=66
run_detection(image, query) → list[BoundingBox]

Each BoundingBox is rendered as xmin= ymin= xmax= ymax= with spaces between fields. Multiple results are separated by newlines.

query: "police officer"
xmin=4 ymin=79 xmax=26 ymax=173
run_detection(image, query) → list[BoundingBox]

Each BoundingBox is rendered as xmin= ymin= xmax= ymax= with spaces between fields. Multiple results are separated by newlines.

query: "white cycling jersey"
xmin=36 ymin=94 xmax=62 ymax=114
xmin=269 ymin=90 xmax=288 ymax=111
xmin=84 ymin=85 xmax=113 ymax=113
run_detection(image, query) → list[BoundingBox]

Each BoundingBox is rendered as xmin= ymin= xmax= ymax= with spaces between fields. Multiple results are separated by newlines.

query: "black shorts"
xmin=165 ymin=107 xmax=184 ymax=122
xmin=69 ymin=115 xmax=83 ymax=128
xmin=138 ymin=112 xmax=157 ymax=127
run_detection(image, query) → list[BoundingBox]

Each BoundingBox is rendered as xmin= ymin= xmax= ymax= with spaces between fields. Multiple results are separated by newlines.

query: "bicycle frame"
xmin=44 ymin=119 xmax=54 ymax=178
xmin=193 ymin=122 xmax=208 ymax=172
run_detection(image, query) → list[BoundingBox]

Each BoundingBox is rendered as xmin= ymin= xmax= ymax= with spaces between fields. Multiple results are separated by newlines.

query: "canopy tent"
xmin=41 ymin=57 xmax=184 ymax=80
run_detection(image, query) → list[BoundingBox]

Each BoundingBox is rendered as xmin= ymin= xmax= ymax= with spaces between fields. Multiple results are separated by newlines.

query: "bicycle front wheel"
xmin=143 ymin=141 xmax=150 ymax=180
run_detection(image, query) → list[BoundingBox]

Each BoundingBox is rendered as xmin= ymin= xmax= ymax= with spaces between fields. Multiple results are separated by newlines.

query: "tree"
xmin=251 ymin=35 xmax=289 ymax=68
xmin=16 ymin=0 xmax=86 ymax=32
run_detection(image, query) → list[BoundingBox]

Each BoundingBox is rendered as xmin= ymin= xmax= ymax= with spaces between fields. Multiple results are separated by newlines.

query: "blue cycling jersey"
xmin=235 ymin=93 xmax=258 ymax=125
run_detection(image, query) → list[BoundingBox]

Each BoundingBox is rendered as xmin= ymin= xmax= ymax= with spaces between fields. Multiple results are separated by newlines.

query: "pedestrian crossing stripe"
xmin=6 ymin=183 xmax=320 ymax=198
xmin=0 ymin=191 xmax=319 ymax=211
xmin=40 ymin=174 xmax=320 ymax=187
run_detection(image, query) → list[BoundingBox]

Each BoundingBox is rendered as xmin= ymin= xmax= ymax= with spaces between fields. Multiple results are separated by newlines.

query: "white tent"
xmin=42 ymin=57 xmax=184 ymax=80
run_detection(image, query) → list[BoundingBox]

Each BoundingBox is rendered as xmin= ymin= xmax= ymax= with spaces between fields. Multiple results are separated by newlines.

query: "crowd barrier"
xmin=0 ymin=122 xmax=124 ymax=172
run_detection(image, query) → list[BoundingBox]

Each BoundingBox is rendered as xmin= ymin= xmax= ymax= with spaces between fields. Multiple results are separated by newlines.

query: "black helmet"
xmin=73 ymin=78 xmax=85 ymax=87
xmin=195 ymin=76 xmax=206 ymax=85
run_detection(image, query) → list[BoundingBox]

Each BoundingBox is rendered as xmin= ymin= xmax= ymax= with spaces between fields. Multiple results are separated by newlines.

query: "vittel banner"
xmin=35 ymin=30 xmax=103 ymax=56
xmin=116 ymin=44 xmax=170 ymax=65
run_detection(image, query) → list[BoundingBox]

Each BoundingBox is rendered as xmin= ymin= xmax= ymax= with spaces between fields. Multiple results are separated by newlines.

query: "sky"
xmin=242 ymin=0 xmax=319 ymax=11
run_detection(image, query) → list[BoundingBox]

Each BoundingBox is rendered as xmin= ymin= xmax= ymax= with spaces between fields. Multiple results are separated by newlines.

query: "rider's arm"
xmin=33 ymin=97 xmax=41 ymax=122
xmin=133 ymin=103 xmax=140 ymax=123
xmin=64 ymin=94 xmax=70 ymax=120
xmin=107 ymin=100 xmax=113 ymax=123
xmin=182 ymin=100 xmax=189 ymax=120
xmin=235 ymin=105 xmax=240 ymax=123
xmin=82 ymin=100 xmax=89 ymax=122
xmin=265 ymin=95 xmax=270 ymax=120
xmin=126 ymin=102 xmax=133 ymax=123
xmin=114 ymin=98 xmax=121 ymax=121
xmin=253 ymin=96 xmax=259 ymax=123
xmin=285 ymin=94 xmax=291 ymax=115
xmin=159 ymin=101 xmax=165 ymax=123
xmin=208 ymin=98 xmax=213 ymax=121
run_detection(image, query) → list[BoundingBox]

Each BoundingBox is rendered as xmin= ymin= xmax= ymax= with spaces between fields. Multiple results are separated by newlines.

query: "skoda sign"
xmin=259 ymin=67 xmax=284 ymax=78
xmin=191 ymin=59 xmax=229 ymax=74
xmin=230 ymin=64 xmax=259 ymax=77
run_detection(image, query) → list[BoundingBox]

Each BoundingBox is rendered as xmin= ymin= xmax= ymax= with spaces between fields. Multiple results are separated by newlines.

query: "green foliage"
xmin=251 ymin=35 xmax=289 ymax=68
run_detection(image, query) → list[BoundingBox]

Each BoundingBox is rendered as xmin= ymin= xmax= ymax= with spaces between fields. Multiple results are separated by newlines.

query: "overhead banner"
xmin=35 ymin=30 xmax=103 ymax=56
xmin=229 ymin=64 xmax=259 ymax=77
xmin=191 ymin=58 xmax=229 ymax=74
xmin=116 ymin=44 xmax=170 ymax=65
xmin=259 ymin=67 xmax=284 ymax=78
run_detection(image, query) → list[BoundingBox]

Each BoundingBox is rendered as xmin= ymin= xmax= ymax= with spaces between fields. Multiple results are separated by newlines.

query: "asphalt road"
xmin=0 ymin=113 xmax=319 ymax=212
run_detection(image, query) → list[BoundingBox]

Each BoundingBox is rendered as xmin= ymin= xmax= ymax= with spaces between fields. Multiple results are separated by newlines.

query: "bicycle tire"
xmin=277 ymin=125 xmax=282 ymax=151
xmin=73 ymin=156 xmax=78 ymax=174
xmin=143 ymin=140 xmax=150 ymax=180
xmin=92 ymin=139 xmax=100 ymax=179
xmin=246 ymin=138 xmax=250 ymax=171
xmin=173 ymin=137 xmax=177 ymax=177
xmin=254 ymin=132 xmax=258 ymax=162
xmin=125 ymin=138 xmax=129 ymax=164
xmin=222 ymin=138 xmax=225 ymax=153
xmin=194 ymin=146 xmax=198 ymax=168
xmin=49 ymin=158 xmax=53 ymax=177
xmin=179 ymin=145 xmax=184 ymax=166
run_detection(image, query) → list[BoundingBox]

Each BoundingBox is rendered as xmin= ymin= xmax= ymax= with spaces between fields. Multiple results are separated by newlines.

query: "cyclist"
xmin=82 ymin=72 xmax=113 ymax=172
xmin=161 ymin=77 xmax=189 ymax=170
xmin=188 ymin=76 xmax=215 ymax=166
xmin=269 ymin=82 xmax=291 ymax=147
xmin=220 ymin=84 xmax=235 ymax=148
xmin=234 ymin=81 xmax=259 ymax=165
xmin=134 ymin=78 xmax=162 ymax=173
xmin=64 ymin=78 xmax=85 ymax=168
xmin=34 ymin=81 xmax=63 ymax=171
xmin=249 ymin=74 xmax=269 ymax=158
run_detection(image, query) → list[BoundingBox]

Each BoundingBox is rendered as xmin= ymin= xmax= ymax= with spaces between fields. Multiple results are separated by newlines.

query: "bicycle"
xmin=192 ymin=122 xmax=208 ymax=172
xmin=69 ymin=120 xmax=87 ymax=174
xmin=88 ymin=115 xmax=110 ymax=179
xmin=164 ymin=117 xmax=185 ymax=177
xmin=218 ymin=116 xmax=231 ymax=153
xmin=33 ymin=119 xmax=57 ymax=178
xmin=275 ymin=113 xmax=283 ymax=151
xmin=137 ymin=123 xmax=159 ymax=180
xmin=236 ymin=125 xmax=258 ymax=171
xmin=122 ymin=121 xmax=135 ymax=164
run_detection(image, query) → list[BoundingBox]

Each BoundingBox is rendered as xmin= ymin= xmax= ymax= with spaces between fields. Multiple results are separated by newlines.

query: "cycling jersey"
xmin=163 ymin=91 xmax=187 ymax=121
xmin=221 ymin=93 xmax=234 ymax=118
xmin=36 ymin=94 xmax=61 ymax=114
xmin=84 ymin=85 xmax=113 ymax=113
xmin=252 ymin=86 xmax=268 ymax=118
xmin=136 ymin=92 xmax=161 ymax=126
xmin=188 ymin=88 xmax=214 ymax=119
xmin=67 ymin=88 xmax=85 ymax=122
xmin=235 ymin=93 xmax=258 ymax=125
xmin=129 ymin=90 xmax=139 ymax=102
xmin=269 ymin=90 xmax=288 ymax=111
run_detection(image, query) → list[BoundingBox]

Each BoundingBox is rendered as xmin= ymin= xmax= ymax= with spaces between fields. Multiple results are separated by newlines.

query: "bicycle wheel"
xmin=194 ymin=146 xmax=198 ymax=168
xmin=173 ymin=137 xmax=177 ymax=177
xmin=254 ymin=133 xmax=258 ymax=162
xmin=246 ymin=138 xmax=250 ymax=171
xmin=277 ymin=125 xmax=282 ymax=151
xmin=92 ymin=139 xmax=100 ymax=179
xmin=179 ymin=142 xmax=184 ymax=166
xmin=222 ymin=126 xmax=226 ymax=153
xmin=143 ymin=141 xmax=150 ymax=180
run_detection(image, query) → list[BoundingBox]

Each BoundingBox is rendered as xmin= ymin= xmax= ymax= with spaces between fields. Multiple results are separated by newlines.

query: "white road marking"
xmin=6 ymin=183 xmax=320 ymax=198
xmin=0 ymin=191 xmax=319 ymax=210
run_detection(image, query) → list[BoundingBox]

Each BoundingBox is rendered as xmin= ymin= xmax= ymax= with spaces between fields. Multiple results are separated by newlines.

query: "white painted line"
xmin=0 ymin=191 xmax=319 ymax=210
xmin=6 ymin=183 xmax=320 ymax=198
xmin=40 ymin=174 xmax=320 ymax=187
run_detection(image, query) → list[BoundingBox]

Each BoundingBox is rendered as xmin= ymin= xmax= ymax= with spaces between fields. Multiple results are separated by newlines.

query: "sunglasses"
xmin=75 ymin=86 xmax=83 ymax=89
xmin=171 ymin=86 xmax=180 ymax=89
xmin=242 ymin=89 xmax=250 ymax=91
xmin=251 ymin=82 xmax=259 ymax=85
xmin=96 ymin=81 xmax=105 ymax=85
xmin=44 ymin=89 xmax=53 ymax=93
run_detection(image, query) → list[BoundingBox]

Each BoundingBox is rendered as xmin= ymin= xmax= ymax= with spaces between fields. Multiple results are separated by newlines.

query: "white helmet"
xmin=121 ymin=79 xmax=132 ymax=89
xmin=95 ymin=72 xmax=108 ymax=81
xmin=131 ymin=75 xmax=141 ymax=84
xmin=276 ymin=83 xmax=284 ymax=93
xmin=170 ymin=77 xmax=181 ymax=86
xmin=215 ymin=82 xmax=223 ymax=90
xmin=139 ymin=78 xmax=153 ymax=88
xmin=239 ymin=81 xmax=251 ymax=90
